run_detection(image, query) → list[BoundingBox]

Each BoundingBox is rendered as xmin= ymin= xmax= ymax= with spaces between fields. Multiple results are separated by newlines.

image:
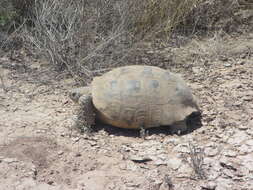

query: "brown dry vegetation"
xmin=1 ymin=0 xmax=252 ymax=82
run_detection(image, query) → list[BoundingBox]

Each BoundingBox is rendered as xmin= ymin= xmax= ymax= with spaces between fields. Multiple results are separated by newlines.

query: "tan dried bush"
xmin=16 ymin=0 xmax=251 ymax=82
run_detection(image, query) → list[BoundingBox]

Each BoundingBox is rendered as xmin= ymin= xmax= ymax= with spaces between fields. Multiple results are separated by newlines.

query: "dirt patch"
xmin=0 ymin=136 xmax=59 ymax=169
xmin=0 ymin=32 xmax=253 ymax=190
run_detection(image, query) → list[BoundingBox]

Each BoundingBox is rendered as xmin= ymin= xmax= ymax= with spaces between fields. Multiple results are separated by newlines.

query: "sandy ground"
xmin=0 ymin=32 xmax=253 ymax=190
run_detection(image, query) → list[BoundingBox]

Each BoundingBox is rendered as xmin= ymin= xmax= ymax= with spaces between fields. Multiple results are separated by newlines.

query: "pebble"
xmin=216 ymin=178 xmax=234 ymax=190
xmin=238 ymin=155 xmax=253 ymax=172
xmin=223 ymin=150 xmax=237 ymax=157
xmin=245 ymin=139 xmax=253 ymax=146
xmin=238 ymin=144 xmax=252 ymax=154
xmin=238 ymin=125 xmax=248 ymax=130
xmin=129 ymin=155 xmax=152 ymax=163
xmin=205 ymin=147 xmax=219 ymax=157
xmin=153 ymin=159 xmax=167 ymax=166
xmin=173 ymin=144 xmax=190 ymax=153
xmin=2 ymin=158 xmax=18 ymax=163
xmin=224 ymin=63 xmax=232 ymax=67
xmin=167 ymin=158 xmax=182 ymax=170
xmin=58 ymin=150 xmax=64 ymax=155
xmin=177 ymin=164 xmax=193 ymax=177
xmin=227 ymin=131 xmax=249 ymax=146
xmin=223 ymin=169 xmax=234 ymax=178
xmin=200 ymin=181 xmax=217 ymax=190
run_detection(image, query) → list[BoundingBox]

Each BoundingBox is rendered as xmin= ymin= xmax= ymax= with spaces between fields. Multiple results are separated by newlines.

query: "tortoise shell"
xmin=91 ymin=65 xmax=199 ymax=129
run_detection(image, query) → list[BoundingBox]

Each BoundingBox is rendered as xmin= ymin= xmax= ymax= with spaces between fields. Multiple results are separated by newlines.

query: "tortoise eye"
xmin=70 ymin=92 xmax=78 ymax=101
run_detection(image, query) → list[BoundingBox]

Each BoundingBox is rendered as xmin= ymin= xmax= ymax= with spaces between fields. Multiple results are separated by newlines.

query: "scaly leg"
xmin=75 ymin=95 xmax=96 ymax=133
xmin=171 ymin=120 xmax=187 ymax=135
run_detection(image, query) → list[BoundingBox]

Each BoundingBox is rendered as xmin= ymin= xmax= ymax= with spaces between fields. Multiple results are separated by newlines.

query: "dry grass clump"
xmin=22 ymin=0 xmax=203 ymax=83
xmin=188 ymin=143 xmax=206 ymax=179
xmin=130 ymin=0 xmax=202 ymax=38
xmin=2 ymin=0 xmax=251 ymax=82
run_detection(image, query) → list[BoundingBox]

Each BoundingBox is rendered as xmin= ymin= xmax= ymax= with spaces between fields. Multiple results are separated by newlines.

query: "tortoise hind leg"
xmin=171 ymin=120 xmax=187 ymax=135
xmin=75 ymin=95 xmax=96 ymax=133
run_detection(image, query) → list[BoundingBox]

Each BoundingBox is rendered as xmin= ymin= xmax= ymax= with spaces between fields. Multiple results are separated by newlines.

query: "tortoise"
xmin=69 ymin=65 xmax=199 ymax=134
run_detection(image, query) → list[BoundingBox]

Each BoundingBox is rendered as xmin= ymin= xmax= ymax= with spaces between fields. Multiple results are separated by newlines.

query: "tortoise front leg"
xmin=75 ymin=95 xmax=96 ymax=133
xmin=139 ymin=125 xmax=149 ymax=139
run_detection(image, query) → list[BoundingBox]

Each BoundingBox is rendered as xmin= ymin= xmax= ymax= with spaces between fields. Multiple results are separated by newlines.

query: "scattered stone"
xmin=224 ymin=63 xmax=232 ymax=67
xmin=160 ymin=175 xmax=174 ymax=190
xmin=75 ymin=153 xmax=82 ymax=157
xmin=227 ymin=131 xmax=249 ymax=146
xmin=238 ymin=144 xmax=253 ymax=154
xmin=163 ymin=137 xmax=181 ymax=145
xmin=238 ymin=125 xmax=248 ymax=130
xmin=173 ymin=144 xmax=190 ymax=153
xmin=200 ymin=181 xmax=217 ymax=190
xmin=153 ymin=159 xmax=167 ymax=166
xmin=220 ymin=161 xmax=237 ymax=171
xmin=192 ymin=67 xmax=204 ymax=74
xmin=89 ymin=141 xmax=97 ymax=146
xmin=216 ymin=178 xmax=234 ymax=190
xmin=129 ymin=155 xmax=152 ymax=163
xmin=205 ymin=147 xmax=219 ymax=157
xmin=238 ymin=155 xmax=253 ymax=172
xmin=248 ymin=120 xmax=253 ymax=128
xmin=58 ymin=151 xmax=64 ymax=155
xmin=72 ymin=137 xmax=80 ymax=142
xmin=223 ymin=169 xmax=234 ymax=178
xmin=177 ymin=164 xmax=193 ymax=177
xmin=246 ymin=139 xmax=253 ymax=146
xmin=220 ymin=56 xmax=228 ymax=62
xmin=167 ymin=158 xmax=182 ymax=170
xmin=223 ymin=150 xmax=237 ymax=157
xmin=2 ymin=158 xmax=18 ymax=163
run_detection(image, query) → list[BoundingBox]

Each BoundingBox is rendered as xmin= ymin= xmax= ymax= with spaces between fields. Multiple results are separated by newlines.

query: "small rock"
xmin=238 ymin=125 xmax=248 ymax=130
xmin=205 ymin=147 xmax=219 ymax=157
xmin=75 ymin=153 xmax=82 ymax=157
xmin=58 ymin=151 xmax=64 ymax=155
xmin=220 ymin=56 xmax=228 ymax=61
xmin=220 ymin=161 xmax=237 ymax=171
xmin=223 ymin=150 xmax=237 ymax=157
xmin=72 ymin=137 xmax=80 ymax=142
xmin=200 ymin=181 xmax=217 ymax=190
xmin=163 ymin=137 xmax=181 ymax=145
xmin=227 ymin=131 xmax=249 ymax=146
xmin=129 ymin=155 xmax=152 ymax=163
xmin=238 ymin=60 xmax=246 ymax=65
xmin=248 ymin=120 xmax=253 ymax=128
xmin=167 ymin=157 xmax=182 ymax=170
xmin=224 ymin=63 xmax=232 ymax=67
xmin=47 ymin=180 xmax=54 ymax=185
xmin=159 ymin=176 xmax=174 ymax=190
xmin=153 ymin=159 xmax=167 ymax=166
xmin=3 ymin=158 xmax=18 ymax=163
xmin=238 ymin=144 xmax=253 ymax=154
xmin=223 ymin=169 xmax=234 ymax=178
xmin=216 ymin=178 xmax=234 ymax=190
xmin=173 ymin=144 xmax=190 ymax=153
xmin=192 ymin=67 xmax=200 ymax=74
xmin=147 ymin=50 xmax=154 ymax=54
xmin=246 ymin=139 xmax=253 ymax=146
xmin=177 ymin=164 xmax=193 ymax=177
xmin=89 ymin=141 xmax=97 ymax=146
xmin=238 ymin=155 xmax=253 ymax=172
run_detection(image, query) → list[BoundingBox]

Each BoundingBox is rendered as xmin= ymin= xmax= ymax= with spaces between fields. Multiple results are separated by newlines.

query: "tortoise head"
xmin=69 ymin=87 xmax=91 ymax=103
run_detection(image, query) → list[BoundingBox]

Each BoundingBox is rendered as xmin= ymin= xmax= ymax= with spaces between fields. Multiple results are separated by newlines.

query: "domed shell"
xmin=91 ymin=65 xmax=198 ymax=129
